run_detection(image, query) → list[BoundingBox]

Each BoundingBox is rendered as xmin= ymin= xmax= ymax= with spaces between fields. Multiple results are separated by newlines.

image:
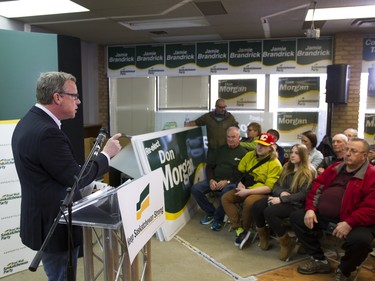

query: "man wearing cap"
xmin=222 ymin=133 xmax=283 ymax=249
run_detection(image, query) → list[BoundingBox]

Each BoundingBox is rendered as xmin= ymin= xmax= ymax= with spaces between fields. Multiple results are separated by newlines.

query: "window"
xmin=158 ymin=76 xmax=209 ymax=110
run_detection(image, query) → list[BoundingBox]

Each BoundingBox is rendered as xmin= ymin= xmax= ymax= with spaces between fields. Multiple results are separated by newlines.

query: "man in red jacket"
xmin=290 ymin=138 xmax=375 ymax=281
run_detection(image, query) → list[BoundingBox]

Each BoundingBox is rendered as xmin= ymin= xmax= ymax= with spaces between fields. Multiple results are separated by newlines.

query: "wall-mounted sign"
xmin=277 ymin=112 xmax=319 ymax=143
xmin=362 ymin=36 xmax=375 ymax=73
xmin=278 ymin=77 xmax=320 ymax=108
xmin=196 ymin=41 xmax=229 ymax=75
xmin=364 ymin=113 xmax=375 ymax=141
xmin=107 ymin=37 xmax=333 ymax=77
xmin=296 ymin=38 xmax=332 ymax=72
xmin=164 ymin=43 xmax=196 ymax=76
xmin=218 ymin=79 xmax=257 ymax=109
xmin=228 ymin=40 xmax=263 ymax=73
xmin=262 ymin=39 xmax=296 ymax=71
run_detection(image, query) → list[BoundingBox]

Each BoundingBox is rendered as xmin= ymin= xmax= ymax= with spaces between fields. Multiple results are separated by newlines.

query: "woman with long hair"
xmin=252 ymin=143 xmax=316 ymax=261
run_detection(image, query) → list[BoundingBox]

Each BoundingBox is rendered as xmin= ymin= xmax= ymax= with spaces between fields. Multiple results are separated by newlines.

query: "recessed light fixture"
xmin=0 ymin=0 xmax=89 ymax=18
xmin=118 ymin=17 xmax=209 ymax=31
xmin=305 ymin=5 xmax=375 ymax=21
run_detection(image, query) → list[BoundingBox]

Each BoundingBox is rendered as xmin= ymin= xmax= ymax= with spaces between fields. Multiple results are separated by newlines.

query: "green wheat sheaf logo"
xmin=136 ymin=184 xmax=150 ymax=220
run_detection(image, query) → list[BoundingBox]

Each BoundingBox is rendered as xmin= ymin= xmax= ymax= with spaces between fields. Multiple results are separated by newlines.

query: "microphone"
xmin=94 ymin=128 xmax=107 ymax=156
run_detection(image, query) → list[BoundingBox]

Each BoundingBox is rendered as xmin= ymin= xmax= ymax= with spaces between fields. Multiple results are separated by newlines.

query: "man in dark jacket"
xmin=12 ymin=72 xmax=122 ymax=281
xmin=290 ymin=138 xmax=375 ymax=281
xmin=191 ymin=126 xmax=247 ymax=231
xmin=185 ymin=98 xmax=238 ymax=163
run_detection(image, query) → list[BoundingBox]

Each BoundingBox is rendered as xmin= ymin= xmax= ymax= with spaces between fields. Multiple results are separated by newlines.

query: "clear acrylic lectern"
xmin=60 ymin=181 xmax=148 ymax=281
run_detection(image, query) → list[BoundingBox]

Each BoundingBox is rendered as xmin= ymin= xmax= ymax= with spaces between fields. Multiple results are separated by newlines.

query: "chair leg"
xmin=352 ymin=256 xmax=374 ymax=281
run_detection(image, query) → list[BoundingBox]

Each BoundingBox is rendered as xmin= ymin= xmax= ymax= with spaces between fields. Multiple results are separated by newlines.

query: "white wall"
xmin=0 ymin=16 xmax=24 ymax=30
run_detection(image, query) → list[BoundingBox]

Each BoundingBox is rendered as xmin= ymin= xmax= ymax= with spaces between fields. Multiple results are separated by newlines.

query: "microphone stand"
xmin=29 ymin=130 xmax=106 ymax=281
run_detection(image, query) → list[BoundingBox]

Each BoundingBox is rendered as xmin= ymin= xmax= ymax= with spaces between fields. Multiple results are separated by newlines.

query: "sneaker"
xmin=211 ymin=221 xmax=223 ymax=231
xmin=200 ymin=214 xmax=214 ymax=225
xmin=297 ymin=257 xmax=332 ymax=275
xmin=234 ymin=230 xmax=250 ymax=249
xmin=332 ymin=269 xmax=349 ymax=281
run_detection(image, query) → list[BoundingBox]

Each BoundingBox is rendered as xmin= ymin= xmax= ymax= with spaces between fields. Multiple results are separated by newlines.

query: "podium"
xmin=60 ymin=182 xmax=151 ymax=281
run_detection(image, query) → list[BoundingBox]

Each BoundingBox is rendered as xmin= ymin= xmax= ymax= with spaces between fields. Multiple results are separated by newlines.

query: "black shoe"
xmin=297 ymin=257 xmax=331 ymax=275
xmin=234 ymin=230 xmax=250 ymax=250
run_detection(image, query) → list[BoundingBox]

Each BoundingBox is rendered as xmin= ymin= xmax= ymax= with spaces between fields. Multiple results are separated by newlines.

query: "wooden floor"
xmin=257 ymin=257 xmax=375 ymax=281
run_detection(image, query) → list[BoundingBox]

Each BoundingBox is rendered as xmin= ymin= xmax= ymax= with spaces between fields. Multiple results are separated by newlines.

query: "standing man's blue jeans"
xmin=191 ymin=180 xmax=236 ymax=222
xmin=42 ymin=246 xmax=80 ymax=281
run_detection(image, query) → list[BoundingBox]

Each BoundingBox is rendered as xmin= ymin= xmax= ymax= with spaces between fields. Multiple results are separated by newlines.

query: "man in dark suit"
xmin=12 ymin=72 xmax=122 ymax=281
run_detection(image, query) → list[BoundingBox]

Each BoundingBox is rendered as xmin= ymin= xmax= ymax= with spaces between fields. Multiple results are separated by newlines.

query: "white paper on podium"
xmin=110 ymin=142 xmax=142 ymax=179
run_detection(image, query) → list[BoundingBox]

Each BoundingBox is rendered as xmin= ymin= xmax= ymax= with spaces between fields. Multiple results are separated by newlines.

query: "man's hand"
xmin=102 ymin=133 xmax=122 ymax=158
xmin=209 ymin=179 xmax=218 ymax=191
xmin=215 ymin=180 xmax=228 ymax=190
xmin=234 ymin=183 xmax=249 ymax=197
xmin=333 ymin=221 xmax=352 ymax=239
xmin=304 ymin=209 xmax=318 ymax=229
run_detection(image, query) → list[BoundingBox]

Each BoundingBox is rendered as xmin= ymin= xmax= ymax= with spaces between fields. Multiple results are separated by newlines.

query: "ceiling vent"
xmin=351 ymin=18 xmax=375 ymax=27
xmin=194 ymin=1 xmax=228 ymax=16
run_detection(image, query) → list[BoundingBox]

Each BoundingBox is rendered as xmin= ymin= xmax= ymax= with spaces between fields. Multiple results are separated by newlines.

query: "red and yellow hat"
xmin=255 ymin=133 xmax=275 ymax=146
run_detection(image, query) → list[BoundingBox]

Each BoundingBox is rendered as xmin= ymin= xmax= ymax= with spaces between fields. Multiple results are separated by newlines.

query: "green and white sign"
xmin=364 ymin=114 xmax=375 ymax=142
xmin=296 ymin=37 xmax=332 ymax=73
xmin=229 ymin=40 xmax=263 ymax=73
xmin=110 ymin=127 xmax=206 ymax=241
xmin=362 ymin=36 xmax=375 ymax=72
xmin=278 ymin=77 xmax=320 ymax=108
xmin=107 ymin=46 xmax=136 ymax=77
xmin=196 ymin=41 xmax=229 ymax=74
xmin=218 ymin=79 xmax=257 ymax=109
xmin=165 ymin=43 xmax=196 ymax=76
xmin=142 ymin=128 xmax=205 ymax=215
xmin=136 ymin=44 xmax=165 ymax=76
xmin=277 ymin=112 xmax=319 ymax=143
xmin=107 ymin=37 xmax=333 ymax=77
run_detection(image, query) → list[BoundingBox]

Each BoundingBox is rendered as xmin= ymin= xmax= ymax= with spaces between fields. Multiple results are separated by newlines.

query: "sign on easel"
xmin=111 ymin=127 xmax=206 ymax=241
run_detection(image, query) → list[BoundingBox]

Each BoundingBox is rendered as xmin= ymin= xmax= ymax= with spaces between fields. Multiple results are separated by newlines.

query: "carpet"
xmin=172 ymin=209 xmax=307 ymax=280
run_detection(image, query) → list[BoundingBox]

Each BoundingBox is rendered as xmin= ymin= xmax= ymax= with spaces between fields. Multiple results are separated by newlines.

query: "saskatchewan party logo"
xmin=136 ymin=184 xmax=150 ymax=220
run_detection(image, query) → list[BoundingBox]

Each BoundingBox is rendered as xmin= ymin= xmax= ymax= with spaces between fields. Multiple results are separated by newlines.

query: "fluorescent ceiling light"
xmin=0 ymin=0 xmax=89 ymax=18
xmin=152 ymin=34 xmax=221 ymax=43
xmin=305 ymin=5 xmax=375 ymax=21
xmin=119 ymin=17 xmax=209 ymax=31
